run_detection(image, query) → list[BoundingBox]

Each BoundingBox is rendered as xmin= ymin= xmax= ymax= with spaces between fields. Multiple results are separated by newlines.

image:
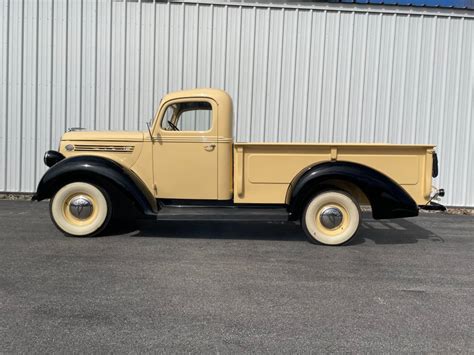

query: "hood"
xmin=61 ymin=130 xmax=145 ymax=142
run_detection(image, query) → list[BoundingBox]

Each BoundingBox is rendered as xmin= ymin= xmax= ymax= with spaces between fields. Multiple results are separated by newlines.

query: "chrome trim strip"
xmin=73 ymin=145 xmax=135 ymax=153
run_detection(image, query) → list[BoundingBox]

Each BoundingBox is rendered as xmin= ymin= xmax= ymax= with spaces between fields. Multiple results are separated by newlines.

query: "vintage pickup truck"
xmin=33 ymin=88 xmax=444 ymax=245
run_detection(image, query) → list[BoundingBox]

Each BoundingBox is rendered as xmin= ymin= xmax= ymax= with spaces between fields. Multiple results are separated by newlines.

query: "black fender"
xmin=32 ymin=155 xmax=158 ymax=215
xmin=287 ymin=161 xmax=418 ymax=220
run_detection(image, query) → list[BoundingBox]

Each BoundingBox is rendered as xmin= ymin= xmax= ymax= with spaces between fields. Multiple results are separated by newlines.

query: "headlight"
xmin=44 ymin=150 xmax=65 ymax=167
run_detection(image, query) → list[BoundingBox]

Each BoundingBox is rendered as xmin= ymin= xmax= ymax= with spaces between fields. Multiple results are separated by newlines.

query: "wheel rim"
xmin=319 ymin=206 xmax=344 ymax=229
xmin=63 ymin=193 xmax=99 ymax=226
xmin=314 ymin=203 xmax=350 ymax=237
xmin=69 ymin=195 xmax=94 ymax=219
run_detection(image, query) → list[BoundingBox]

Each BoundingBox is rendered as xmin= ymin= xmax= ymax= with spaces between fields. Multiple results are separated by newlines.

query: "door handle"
xmin=204 ymin=144 xmax=216 ymax=152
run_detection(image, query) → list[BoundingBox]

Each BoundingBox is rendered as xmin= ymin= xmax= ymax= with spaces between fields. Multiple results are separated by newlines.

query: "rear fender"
xmin=32 ymin=155 xmax=158 ymax=215
xmin=287 ymin=161 xmax=418 ymax=220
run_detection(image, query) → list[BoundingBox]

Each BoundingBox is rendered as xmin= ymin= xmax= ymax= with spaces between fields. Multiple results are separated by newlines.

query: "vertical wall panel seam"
xmin=261 ymin=7 xmax=270 ymax=141
xmin=411 ymin=15 xmax=424 ymax=143
xmin=18 ymin=0 xmax=24 ymax=191
xmin=3 ymin=0 xmax=10 ymax=189
xmin=33 ymin=0 xmax=40 ymax=185
xmin=400 ymin=15 xmax=411 ymax=141
xmin=194 ymin=3 xmax=198 ymax=90
xmin=370 ymin=13 xmax=383 ymax=141
xmin=137 ymin=0 xmax=142 ymax=129
xmin=181 ymin=2 xmax=185 ymax=90
xmin=276 ymin=8 xmax=285 ymax=140
xmin=234 ymin=6 xmax=242 ymax=135
xmin=461 ymin=32 xmax=474 ymax=203
xmin=316 ymin=11 xmax=327 ymax=141
xmin=448 ymin=17 xmax=464 ymax=200
xmin=93 ymin=0 xmax=98 ymax=129
xmin=107 ymin=0 xmax=113 ymax=129
xmin=398 ymin=14 xmax=410 ymax=142
xmin=191 ymin=3 xmax=196 ymax=130
xmin=122 ymin=0 xmax=127 ymax=129
xmin=303 ymin=10 xmax=314 ymax=142
xmin=223 ymin=5 xmax=228 ymax=89
xmin=79 ymin=0 xmax=83 ymax=127
xmin=426 ymin=16 xmax=437 ymax=142
xmin=344 ymin=12 xmax=355 ymax=141
xmin=330 ymin=11 xmax=341 ymax=141
xmin=151 ymin=0 xmax=156 ymax=118
xmin=48 ymin=0 xmax=54 ymax=150
xmin=248 ymin=7 xmax=256 ymax=139
xmin=275 ymin=8 xmax=284 ymax=140
xmin=356 ymin=12 xmax=368 ymax=141
xmin=209 ymin=4 xmax=214 ymax=87
xmin=166 ymin=2 xmax=170 ymax=92
xmin=384 ymin=14 xmax=396 ymax=142
xmin=438 ymin=17 xmax=451 ymax=164
xmin=64 ymin=0 xmax=68 ymax=131
xmin=289 ymin=9 xmax=299 ymax=141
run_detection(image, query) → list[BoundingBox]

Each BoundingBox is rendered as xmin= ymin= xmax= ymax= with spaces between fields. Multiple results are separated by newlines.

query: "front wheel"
xmin=50 ymin=182 xmax=112 ymax=237
xmin=302 ymin=190 xmax=361 ymax=246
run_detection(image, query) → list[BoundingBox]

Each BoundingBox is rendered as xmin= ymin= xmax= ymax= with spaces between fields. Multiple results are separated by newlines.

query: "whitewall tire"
xmin=302 ymin=190 xmax=361 ymax=246
xmin=50 ymin=182 xmax=112 ymax=237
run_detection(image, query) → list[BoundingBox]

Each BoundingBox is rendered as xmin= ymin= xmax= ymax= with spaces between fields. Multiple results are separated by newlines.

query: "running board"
xmin=155 ymin=206 xmax=289 ymax=221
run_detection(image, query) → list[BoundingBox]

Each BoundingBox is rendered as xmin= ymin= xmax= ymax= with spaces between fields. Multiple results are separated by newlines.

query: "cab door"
xmin=152 ymin=98 xmax=218 ymax=200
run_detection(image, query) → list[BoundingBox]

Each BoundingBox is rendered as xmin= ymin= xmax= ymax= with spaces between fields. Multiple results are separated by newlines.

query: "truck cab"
xmin=34 ymin=88 xmax=444 ymax=245
xmin=149 ymin=89 xmax=234 ymax=201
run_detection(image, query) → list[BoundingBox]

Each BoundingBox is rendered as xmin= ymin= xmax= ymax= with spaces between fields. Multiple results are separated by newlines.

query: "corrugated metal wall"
xmin=1 ymin=0 xmax=473 ymax=206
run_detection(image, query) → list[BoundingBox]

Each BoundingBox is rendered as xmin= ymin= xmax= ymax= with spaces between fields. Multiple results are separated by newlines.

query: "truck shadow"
xmin=351 ymin=217 xmax=443 ymax=245
xmin=112 ymin=213 xmax=443 ymax=245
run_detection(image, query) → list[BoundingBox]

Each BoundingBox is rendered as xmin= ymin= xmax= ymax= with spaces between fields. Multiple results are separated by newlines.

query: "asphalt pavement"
xmin=0 ymin=200 xmax=473 ymax=352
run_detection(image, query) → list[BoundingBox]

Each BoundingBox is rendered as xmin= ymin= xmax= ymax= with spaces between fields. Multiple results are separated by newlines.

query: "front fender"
xmin=287 ymin=161 xmax=418 ymax=220
xmin=32 ymin=155 xmax=158 ymax=215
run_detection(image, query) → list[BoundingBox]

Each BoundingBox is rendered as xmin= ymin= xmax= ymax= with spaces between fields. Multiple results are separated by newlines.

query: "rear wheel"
xmin=302 ymin=190 xmax=361 ymax=246
xmin=50 ymin=182 xmax=112 ymax=237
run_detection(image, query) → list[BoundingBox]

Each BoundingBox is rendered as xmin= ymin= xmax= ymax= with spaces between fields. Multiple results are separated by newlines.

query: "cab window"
xmin=160 ymin=102 xmax=212 ymax=132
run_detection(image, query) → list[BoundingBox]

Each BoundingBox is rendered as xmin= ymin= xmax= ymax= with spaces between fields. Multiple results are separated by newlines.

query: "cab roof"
xmin=162 ymin=88 xmax=232 ymax=107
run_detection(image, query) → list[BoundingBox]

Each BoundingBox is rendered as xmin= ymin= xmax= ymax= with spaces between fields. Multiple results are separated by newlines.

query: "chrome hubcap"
xmin=320 ymin=207 xmax=343 ymax=229
xmin=69 ymin=195 xmax=93 ymax=220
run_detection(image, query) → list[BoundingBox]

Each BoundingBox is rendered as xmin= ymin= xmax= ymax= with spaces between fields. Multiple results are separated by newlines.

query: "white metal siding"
xmin=1 ymin=0 xmax=473 ymax=206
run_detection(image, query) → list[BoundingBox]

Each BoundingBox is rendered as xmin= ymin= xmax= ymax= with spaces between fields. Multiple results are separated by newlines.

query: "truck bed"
xmin=233 ymin=143 xmax=435 ymax=205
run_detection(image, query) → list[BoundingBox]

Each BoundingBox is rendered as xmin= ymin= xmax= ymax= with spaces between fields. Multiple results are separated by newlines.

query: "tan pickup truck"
xmin=33 ymin=88 xmax=444 ymax=245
